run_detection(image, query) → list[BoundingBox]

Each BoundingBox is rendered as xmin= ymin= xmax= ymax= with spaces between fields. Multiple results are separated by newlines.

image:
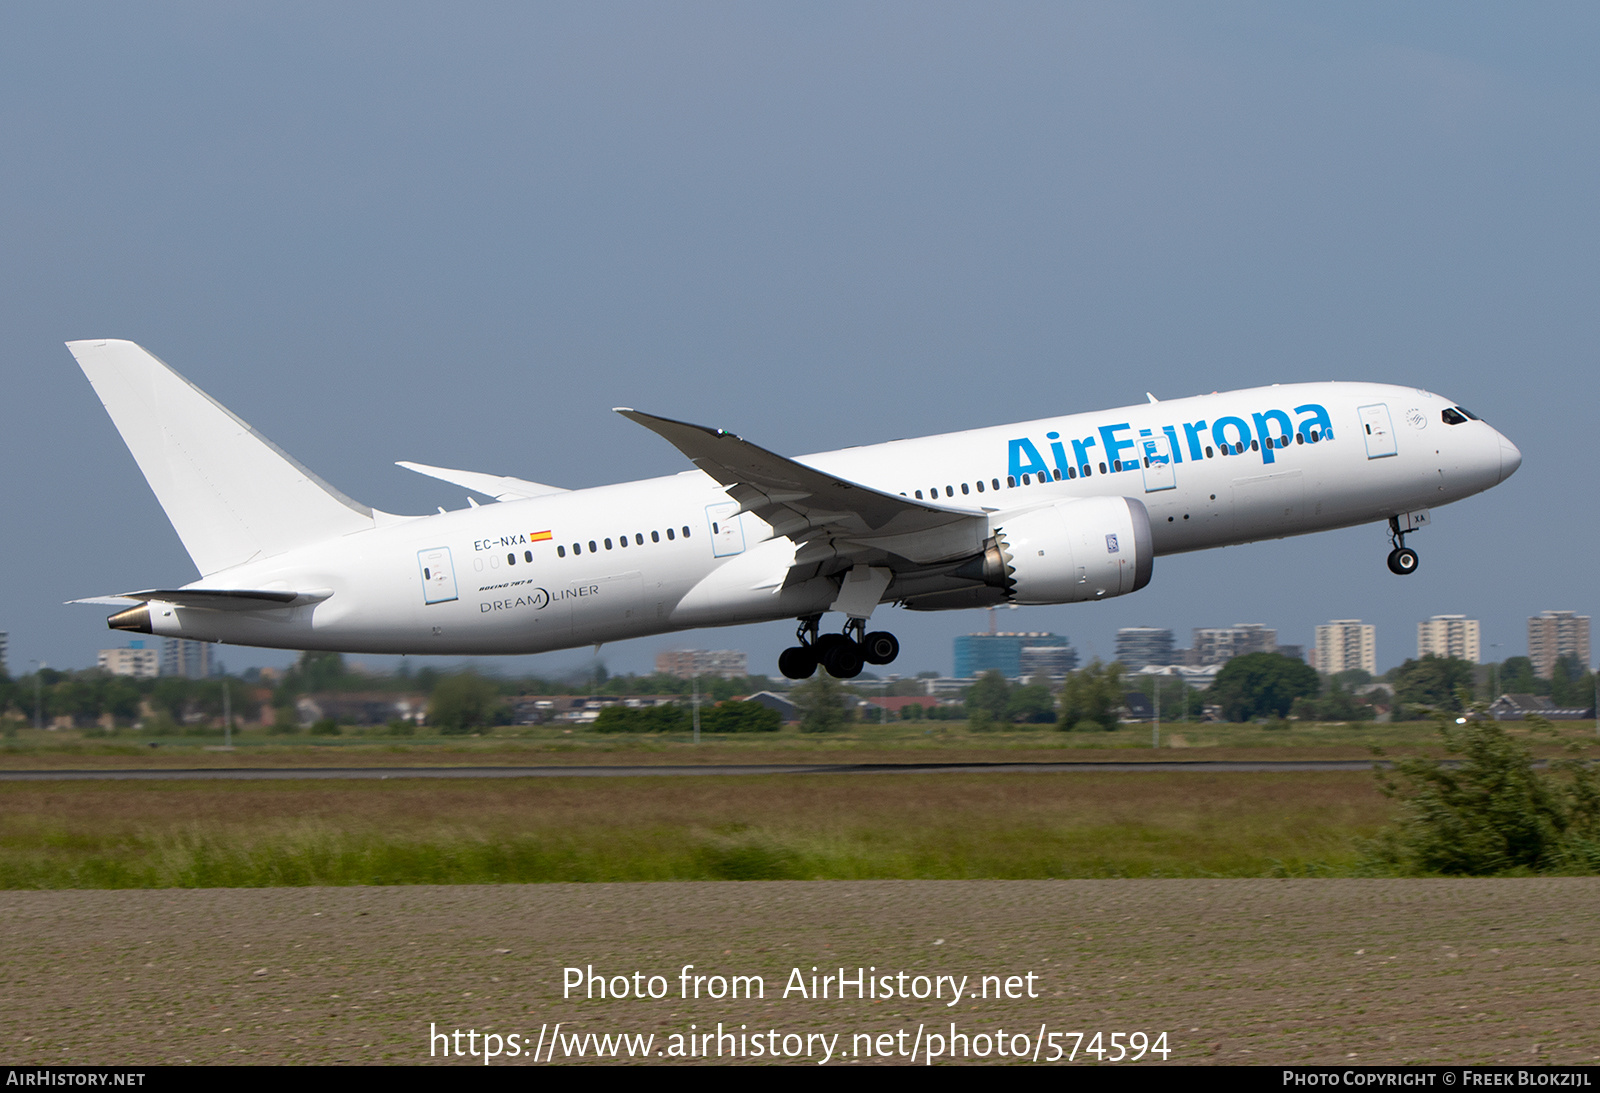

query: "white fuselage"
xmin=141 ymin=381 xmax=1518 ymax=655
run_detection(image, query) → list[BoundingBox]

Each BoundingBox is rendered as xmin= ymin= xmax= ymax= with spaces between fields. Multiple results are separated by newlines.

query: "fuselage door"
xmin=705 ymin=501 xmax=746 ymax=558
xmin=1139 ymin=430 xmax=1176 ymax=492
xmin=417 ymin=547 xmax=459 ymax=604
xmin=1358 ymin=404 xmax=1398 ymax=459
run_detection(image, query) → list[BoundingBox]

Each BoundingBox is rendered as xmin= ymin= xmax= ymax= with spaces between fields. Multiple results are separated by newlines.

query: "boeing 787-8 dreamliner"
xmin=68 ymin=340 xmax=1521 ymax=679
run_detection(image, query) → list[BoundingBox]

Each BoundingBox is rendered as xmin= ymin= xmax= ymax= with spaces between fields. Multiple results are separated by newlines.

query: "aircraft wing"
xmin=396 ymin=461 xmax=569 ymax=501
xmin=615 ymin=409 xmax=988 ymax=565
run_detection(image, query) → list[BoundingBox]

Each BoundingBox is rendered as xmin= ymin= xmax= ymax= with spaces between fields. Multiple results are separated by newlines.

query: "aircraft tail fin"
xmin=67 ymin=339 xmax=375 ymax=577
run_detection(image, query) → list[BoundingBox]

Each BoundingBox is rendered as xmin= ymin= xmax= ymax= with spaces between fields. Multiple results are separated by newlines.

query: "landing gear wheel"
xmin=821 ymin=640 xmax=865 ymax=679
xmin=813 ymin=632 xmax=850 ymax=658
xmin=861 ymin=631 xmax=900 ymax=665
xmin=1387 ymin=547 xmax=1419 ymax=575
xmin=778 ymin=646 xmax=819 ymax=679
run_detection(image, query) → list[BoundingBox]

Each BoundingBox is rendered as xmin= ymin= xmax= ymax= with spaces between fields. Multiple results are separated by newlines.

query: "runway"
xmin=0 ymin=758 xmax=1398 ymax=781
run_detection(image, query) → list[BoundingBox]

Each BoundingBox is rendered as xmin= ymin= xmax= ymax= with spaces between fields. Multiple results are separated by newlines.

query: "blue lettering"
xmin=1214 ymin=416 xmax=1252 ymax=453
xmin=1099 ymin=423 xmax=1135 ymax=472
xmin=1162 ymin=424 xmax=1184 ymax=464
xmin=1008 ymin=438 xmax=1049 ymax=481
xmin=1294 ymin=402 xmax=1333 ymax=440
xmin=1070 ymin=435 xmax=1097 ymax=471
xmin=1046 ymin=432 xmax=1072 ymax=478
xmin=1252 ymin=410 xmax=1293 ymax=464
xmin=1182 ymin=420 xmax=1208 ymax=461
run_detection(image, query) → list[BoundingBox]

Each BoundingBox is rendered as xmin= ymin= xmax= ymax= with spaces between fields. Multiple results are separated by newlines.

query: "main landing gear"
xmin=778 ymin=615 xmax=901 ymax=679
xmin=1386 ymin=516 xmax=1420 ymax=576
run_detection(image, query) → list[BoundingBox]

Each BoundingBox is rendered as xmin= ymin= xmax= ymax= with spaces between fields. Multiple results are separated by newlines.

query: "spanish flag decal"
xmin=529 ymin=530 xmax=553 ymax=542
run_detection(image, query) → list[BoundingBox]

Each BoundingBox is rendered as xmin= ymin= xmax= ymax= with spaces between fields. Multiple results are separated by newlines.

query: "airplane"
xmin=67 ymin=340 xmax=1521 ymax=679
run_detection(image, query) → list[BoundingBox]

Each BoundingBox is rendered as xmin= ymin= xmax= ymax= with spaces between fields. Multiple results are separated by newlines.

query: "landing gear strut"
xmin=1386 ymin=516 xmax=1419 ymax=576
xmin=778 ymin=615 xmax=900 ymax=679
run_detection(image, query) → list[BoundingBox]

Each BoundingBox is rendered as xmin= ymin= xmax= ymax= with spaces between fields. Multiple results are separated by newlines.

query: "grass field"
xmin=2 ymin=715 xmax=1594 ymax=768
xmin=0 ymin=770 xmax=1392 ymax=888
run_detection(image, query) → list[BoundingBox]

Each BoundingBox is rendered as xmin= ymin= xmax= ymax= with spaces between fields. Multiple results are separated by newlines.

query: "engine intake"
xmin=956 ymin=496 xmax=1153 ymax=604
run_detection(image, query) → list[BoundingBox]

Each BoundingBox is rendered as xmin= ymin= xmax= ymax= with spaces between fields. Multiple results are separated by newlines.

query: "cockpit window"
xmin=1441 ymin=408 xmax=1468 ymax=425
xmin=1456 ymin=406 xmax=1480 ymax=420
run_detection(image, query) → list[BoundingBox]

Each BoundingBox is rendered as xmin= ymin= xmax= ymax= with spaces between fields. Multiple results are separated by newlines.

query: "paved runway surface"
xmin=0 ymin=759 xmax=1397 ymax=780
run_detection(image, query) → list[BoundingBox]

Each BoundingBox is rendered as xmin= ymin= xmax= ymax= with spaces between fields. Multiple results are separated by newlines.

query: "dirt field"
xmin=3 ymin=879 xmax=1596 ymax=1066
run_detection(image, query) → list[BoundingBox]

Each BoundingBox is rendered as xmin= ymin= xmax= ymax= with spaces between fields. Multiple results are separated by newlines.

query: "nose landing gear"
xmin=1386 ymin=516 xmax=1420 ymax=576
xmin=779 ymin=615 xmax=901 ymax=679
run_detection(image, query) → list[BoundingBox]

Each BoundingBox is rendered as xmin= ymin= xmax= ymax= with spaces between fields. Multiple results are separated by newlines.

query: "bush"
xmin=699 ymin=701 xmax=781 ymax=734
xmin=792 ymin=676 xmax=849 ymax=733
xmin=427 ymin=672 xmax=505 ymax=735
xmin=309 ymin=719 xmax=341 ymax=736
xmin=593 ymin=704 xmax=688 ymax=733
xmin=1364 ymin=714 xmax=1600 ymax=875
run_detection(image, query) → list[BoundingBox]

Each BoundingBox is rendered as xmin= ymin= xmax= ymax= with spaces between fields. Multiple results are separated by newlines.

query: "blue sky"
xmin=3 ymin=3 xmax=1594 ymax=679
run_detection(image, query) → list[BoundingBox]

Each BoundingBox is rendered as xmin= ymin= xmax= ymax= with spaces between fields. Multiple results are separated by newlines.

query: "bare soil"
xmin=2 ymin=879 xmax=1595 ymax=1065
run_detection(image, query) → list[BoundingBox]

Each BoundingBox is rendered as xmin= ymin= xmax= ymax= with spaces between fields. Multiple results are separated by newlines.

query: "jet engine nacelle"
xmin=962 ymin=495 xmax=1154 ymax=604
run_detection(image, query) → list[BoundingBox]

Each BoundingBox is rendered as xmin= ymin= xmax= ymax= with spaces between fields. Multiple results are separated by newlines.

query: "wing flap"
xmin=616 ymin=409 xmax=988 ymax=564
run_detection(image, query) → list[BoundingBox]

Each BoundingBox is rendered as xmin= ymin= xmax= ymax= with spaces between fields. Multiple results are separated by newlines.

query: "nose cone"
xmin=1498 ymin=434 xmax=1522 ymax=483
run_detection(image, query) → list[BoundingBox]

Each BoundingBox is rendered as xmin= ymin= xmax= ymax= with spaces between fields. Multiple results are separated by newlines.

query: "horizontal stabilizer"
xmin=67 ymin=340 xmax=375 ymax=577
xmin=71 ymin=588 xmax=332 ymax=612
xmin=615 ymin=408 xmax=987 ymax=564
xmin=395 ymin=461 xmax=568 ymax=501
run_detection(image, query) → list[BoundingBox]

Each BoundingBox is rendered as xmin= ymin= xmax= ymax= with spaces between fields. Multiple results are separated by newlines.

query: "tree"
xmin=964 ymin=671 xmax=1012 ymax=721
xmin=1390 ymin=655 xmax=1476 ymax=714
xmin=792 ymin=675 xmax=849 ymax=733
xmin=427 ymin=671 xmax=504 ymax=734
xmin=1549 ymin=655 xmax=1594 ymax=708
xmin=1495 ymin=656 xmax=1539 ymax=696
xmin=1207 ymin=652 xmax=1319 ymax=722
xmin=1366 ymin=714 xmax=1600 ymax=875
xmin=1005 ymin=683 xmax=1057 ymax=724
xmin=1058 ymin=660 xmax=1124 ymax=731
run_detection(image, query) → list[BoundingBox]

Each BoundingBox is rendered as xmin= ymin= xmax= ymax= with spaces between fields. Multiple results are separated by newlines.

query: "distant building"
xmin=1312 ymin=620 xmax=1377 ymax=676
xmin=654 ymin=649 xmax=749 ymax=679
xmin=1020 ymin=643 xmax=1079 ymax=679
xmin=1417 ymin=615 xmax=1481 ymax=664
xmin=1489 ymin=694 xmax=1595 ymax=721
xmin=1277 ymin=644 xmax=1305 ymax=662
xmin=1115 ymin=627 xmax=1175 ymax=670
xmin=98 ymin=642 xmax=160 ymax=679
xmin=953 ymin=632 xmax=1074 ymax=680
xmin=161 ymin=637 xmax=212 ymax=679
xmin=1190 ymin=624 xmax=1276 ymax=667
xmin=1528 ymin=611 xmax=1591 ymax=679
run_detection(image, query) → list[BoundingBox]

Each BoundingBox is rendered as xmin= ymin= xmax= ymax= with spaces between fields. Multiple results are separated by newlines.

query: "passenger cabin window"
xmin=682 ymin=526 xmax=691 ymax=538
xmin=557 ymin=546 xmax=566 ymax=558
xmin=975 ymin=480 xmax=984 ymax=492
xmin=635 ymin=534 xmax=643 ymax=545
xmin=667 ymin=528 xmax=675 ymax=540
xmin=507 ymin=552 xmax=516 ymax=565
xmin=652 ymin=531 xmax=660 ymax=542
xmin=915 ymin=490 xmax=923 ymax=499
xmin=589 ymin=540 xmax=598 ymax=552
